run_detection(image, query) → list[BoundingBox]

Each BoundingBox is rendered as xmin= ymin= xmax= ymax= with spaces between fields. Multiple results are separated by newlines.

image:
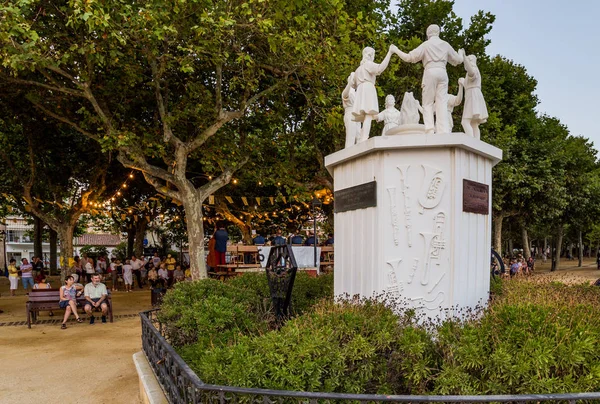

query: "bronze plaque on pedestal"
xmin=334 ymin=181 xmax=377 ymax=213
xmin=463 ymin=179 xmax=489 ymax=215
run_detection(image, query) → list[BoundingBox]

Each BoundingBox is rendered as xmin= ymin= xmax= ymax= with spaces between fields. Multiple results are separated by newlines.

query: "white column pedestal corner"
xmin=325 ymin=133 xmax=502 ymax=318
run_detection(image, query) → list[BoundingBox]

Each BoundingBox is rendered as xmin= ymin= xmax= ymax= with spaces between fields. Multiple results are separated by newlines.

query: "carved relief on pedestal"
xmin=418 ymin=164 xmax=445 ymax=214
xmin=420 ymin=212 xmax=446 ymax=286
xmin=407 ymin=258 xmax=419 ymax=284
xmin=396 ymin=165 xmax=413 ymax=246
xmin=386 ymin=259 xmax=403 ymax=297
xmin=387 ymin=187 xmax=400 ymax=246
xmin=410 ymin=291 xmax=445 ymax=310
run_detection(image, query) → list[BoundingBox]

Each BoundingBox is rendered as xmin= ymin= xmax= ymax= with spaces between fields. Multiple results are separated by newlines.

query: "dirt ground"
xmin=0 ymin=277 xmax=154 ymax=404
xmin=0 ymin=259 xmax=598 ymax=404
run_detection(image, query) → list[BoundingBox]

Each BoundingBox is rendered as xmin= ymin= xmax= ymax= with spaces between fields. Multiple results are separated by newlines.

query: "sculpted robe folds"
xmin=352 ymin=61 xmax=386 ymax=120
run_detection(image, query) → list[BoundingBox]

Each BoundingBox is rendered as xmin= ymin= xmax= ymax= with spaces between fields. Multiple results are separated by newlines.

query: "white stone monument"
xmin=325 ymin=134 xmax=502 ymax=318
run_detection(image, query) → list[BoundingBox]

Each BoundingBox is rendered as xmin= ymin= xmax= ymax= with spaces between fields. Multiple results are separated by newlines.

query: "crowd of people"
xmin=68 ymin=252 xmax=190 ymax=292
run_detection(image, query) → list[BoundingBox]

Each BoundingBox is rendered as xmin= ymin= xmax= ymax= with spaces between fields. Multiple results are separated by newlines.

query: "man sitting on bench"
xmin=84 ymin=274 xmax=108 ymax=324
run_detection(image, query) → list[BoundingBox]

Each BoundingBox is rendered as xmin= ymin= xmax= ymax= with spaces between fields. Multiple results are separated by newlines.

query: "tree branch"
xmin=2 ymin=75 xmax=86 ymax=98
xmin=198 ymin=156 xmax=250 ymax=197
xmin=141 ymin=172 xmax=182 ymax=202
xmin=29 ymin=100 xmax=98 ymax=140
xmin=186 ymin=79 xmax=287 ymax=152
xmin=117 ymin=152 xmax=182 ymax=191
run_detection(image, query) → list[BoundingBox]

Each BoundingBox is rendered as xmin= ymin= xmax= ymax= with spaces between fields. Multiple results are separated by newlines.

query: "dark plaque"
xmin=463 ymin=179 xmax=489 ymax=215
xmin=334 ymin=181 xmax=377 ymax=213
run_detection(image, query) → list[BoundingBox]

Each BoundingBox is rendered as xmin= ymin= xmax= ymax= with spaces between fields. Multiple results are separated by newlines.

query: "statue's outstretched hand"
xmin=458 ymin=48 xmax=466 ymax=59
xmin=390 ymin=44 xmax=399 ymax=54
xmin=458 ymin=77 xmax=465 ymax=86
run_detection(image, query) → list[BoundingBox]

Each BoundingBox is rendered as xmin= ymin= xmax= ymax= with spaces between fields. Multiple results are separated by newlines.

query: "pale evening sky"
xmin=451 ymin=0 xmax=600 ymax=149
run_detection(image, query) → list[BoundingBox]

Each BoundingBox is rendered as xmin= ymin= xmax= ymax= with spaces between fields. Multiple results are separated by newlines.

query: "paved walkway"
xmin=0 ymin=278 xmax=154 ymax=404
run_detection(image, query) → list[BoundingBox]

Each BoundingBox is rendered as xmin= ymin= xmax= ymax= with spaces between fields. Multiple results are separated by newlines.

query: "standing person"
xmin=83 ymin=274 xmax=109 ymax=324
xmin=109 ymin=258 xmax=118 ymax=291
xmin=253 ymin=232 xmax=266 ymax=245
xmin=59 ymin=276 xmax=84 ymax=329
xmin=304 ymin=232 xmax=317 ymax=246
xmin=214 ymin=225 xmax=229 ymax=267
xmin=8 ymin=258 xmax=19 ymax=296
xmin=290 ymin=233 xmax=304 ymax=245
xmin=527 ymin=256 xmax=535 ymax=274
xmin=324 ymin=233 xmax=334 ymax=246
xmin=152 ymin=252 xmax=161 ymax=268
xmin=130 ymin=255 xmax=144 ymax=289
xmin=71 ymin=256 xmax=83 ymax=283
xmin=122 ymin=260 xmax=133 ymax=292
xmin=84 ymin=257 xmax=95 ymax=283
xmin=165 ymin=254 xmax=176 ymax=287
xmin=206 ymin=233 xmax=217 ymax=272
xmin=32 ymin=256 xmax=45 ymax=277
xmin=393 ymin=24 xmax=464 ymax=134
xmin=20 ymin=258 xmax=34 ymax=292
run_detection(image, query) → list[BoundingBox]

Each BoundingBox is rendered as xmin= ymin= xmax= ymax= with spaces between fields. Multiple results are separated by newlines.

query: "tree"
xmin=0 ymin=0 xmax=390 ymax=279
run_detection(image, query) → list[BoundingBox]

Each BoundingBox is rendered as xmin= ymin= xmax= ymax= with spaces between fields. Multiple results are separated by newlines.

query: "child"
xmin=122 ymin=259 xmax=133 ymax=292
xmin=8 ymin=258 xmax=19 ymax=296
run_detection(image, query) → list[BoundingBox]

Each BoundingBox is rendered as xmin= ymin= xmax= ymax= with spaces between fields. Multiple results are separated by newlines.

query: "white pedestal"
xmin=325 ymin=133 xmax=502 ymax=318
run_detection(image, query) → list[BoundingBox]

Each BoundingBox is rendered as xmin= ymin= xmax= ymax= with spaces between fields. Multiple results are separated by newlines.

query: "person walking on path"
xmin=59 ymin=276 xmax=83 ymax=329
xmin=122 ymin=260 xmax=133 ymax=292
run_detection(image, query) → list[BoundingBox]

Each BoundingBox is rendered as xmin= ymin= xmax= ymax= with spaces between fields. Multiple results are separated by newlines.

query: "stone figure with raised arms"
xmin=393 ymin=24 xmax=464 ymax=135
xmin=400 ymin=92 xmax=423 ymax=125
xmin=461 ymin=55 xmax=488 ymax=139
xmin=376 ymin=95 xmax=402 ymax=136
xmin=342 ymin=73 xmax=359 ymax=148
xmin=444 ymin=78 xmax=464 ymax=131
xmin=351 ymin=45 xmax=394 ymax=143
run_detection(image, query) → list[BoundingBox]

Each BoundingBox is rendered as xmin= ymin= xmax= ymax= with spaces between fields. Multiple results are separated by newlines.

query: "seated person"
xmin=184 ymin=266 xmax=192 ymax=281
xmin=324 ymin=233 xmax=334 ymax=246
xmin=84 ymin=274 xmax=109 ymax=324
xmin=290 ymin=233 xmax=303 ymax=245
xmin=272 ymin=230 xmax=286 ymax=246
xmin=157 ymin=263 xmax=169 ymax=285
xmin=304 ymin=232 xmax=317 ymax=246
xmin=59 ymin=275 xmax=84 ymax=329
xmin=173 ymin=265 xmax=185 ymax=283
xmin=253 ymin=233 xmax=266 ymax=245
xmin=33 ymin=274 xmax=52 ymax=289
xmin=147 ymin=266 xmax=164 ymax=289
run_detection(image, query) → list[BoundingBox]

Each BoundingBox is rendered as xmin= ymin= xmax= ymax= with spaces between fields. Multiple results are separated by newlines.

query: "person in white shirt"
xmin=157 ymin=264 xmax=169 ymax=286
xmin=130 ymin=255 xmax=144 ymax=289
xmin=152 ymin=252 xmax=161 ymax=268
xmin=122 ymin=260 xmax=133 ymax=292
xmin=85 ymin=257 xmax=95 ymax=283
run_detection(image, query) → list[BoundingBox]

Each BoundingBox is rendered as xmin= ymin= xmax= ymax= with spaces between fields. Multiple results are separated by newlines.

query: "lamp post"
xmin=0 ymin=228 xmax=6 ymax=275
xmin=311 ymin=197 xmax=322 ymax=269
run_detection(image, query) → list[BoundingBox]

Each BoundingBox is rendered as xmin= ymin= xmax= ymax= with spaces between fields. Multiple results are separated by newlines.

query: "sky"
xmin=451 ymin=0 xmax=600 ymax=149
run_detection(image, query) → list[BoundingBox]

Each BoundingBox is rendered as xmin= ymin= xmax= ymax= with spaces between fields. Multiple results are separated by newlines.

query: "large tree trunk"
xmin=49 ymin=228 xmax=58 ymax=275
xmin=183 ymin=193 xmax=207 ymax=280
xmin=57 ymin=225 xmax=74 ymax=282
xmin=492 ymin=212 xmax=504 ymax=256
xmin=578 ymin=230 xmax=583 ymax=267
xmin=521 ymin=226 xmax=531 ymax=259
xmin=133 ymin=217 xmax=149 ymax=258
xmin=33 ymin=215 xmax=43 ymax=258
xmin=126 ymin=226 xmax=135 ymax=259
xmin=553 ymin=225 xmax=564 ymax=271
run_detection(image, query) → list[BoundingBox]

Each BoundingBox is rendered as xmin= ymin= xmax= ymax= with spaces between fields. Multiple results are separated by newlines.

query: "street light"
xmin=0 ymin=228 xmax=6 ymax=275
xmin=311 ymin=197 xmax=322 ymax=269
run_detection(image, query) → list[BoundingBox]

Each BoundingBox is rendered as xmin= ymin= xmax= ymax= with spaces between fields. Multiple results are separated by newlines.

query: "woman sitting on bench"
xmin=59 ymin=276 xmax=84 ymax=329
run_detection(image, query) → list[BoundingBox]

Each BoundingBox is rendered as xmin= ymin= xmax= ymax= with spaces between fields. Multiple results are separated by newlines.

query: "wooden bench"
xmin=27 ymin=289 xmax=113 ymax=329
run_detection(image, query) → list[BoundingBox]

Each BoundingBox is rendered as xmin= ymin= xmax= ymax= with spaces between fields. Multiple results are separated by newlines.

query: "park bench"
xmin=26 ymin=288 xmax=113 ymax=329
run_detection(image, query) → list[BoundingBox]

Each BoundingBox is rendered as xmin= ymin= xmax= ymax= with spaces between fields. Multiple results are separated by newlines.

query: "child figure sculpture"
xmin=376 ymin=95 xmax=402 ymax=136
xmin=400 ymin=92 xmax=423 ymax=125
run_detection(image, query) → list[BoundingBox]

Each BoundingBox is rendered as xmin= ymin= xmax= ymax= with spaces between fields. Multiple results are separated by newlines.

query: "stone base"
xmin=325 ymin=133 xmax=502 ymax=318
xmin=386 ymin=123 xmax=426 ymax=136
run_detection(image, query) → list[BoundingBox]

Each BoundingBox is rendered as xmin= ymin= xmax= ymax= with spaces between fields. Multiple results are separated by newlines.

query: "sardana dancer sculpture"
xmin=351 ymin=46 xmax=394 ymax=142
xmin=461 ymin=55 xmax=488 ymax=139
xmin=393 ymin=24 xmax=464 ymax=135
xmin=341 ymin=73 xmax=359 ymax=148
xmin=376 ymin=95 xmax=402 ymax=136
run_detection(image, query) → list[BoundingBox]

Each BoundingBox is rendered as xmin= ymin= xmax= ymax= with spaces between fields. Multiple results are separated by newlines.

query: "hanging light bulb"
xmin=129 ymin=174 xmax=134 ymax=179
xmin=122 ymin=183 xmax=127 ymax=188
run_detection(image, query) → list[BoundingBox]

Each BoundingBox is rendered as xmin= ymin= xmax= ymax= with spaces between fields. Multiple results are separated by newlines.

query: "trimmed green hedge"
xmin=160 ymin=275 xmax=600 ymax=395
